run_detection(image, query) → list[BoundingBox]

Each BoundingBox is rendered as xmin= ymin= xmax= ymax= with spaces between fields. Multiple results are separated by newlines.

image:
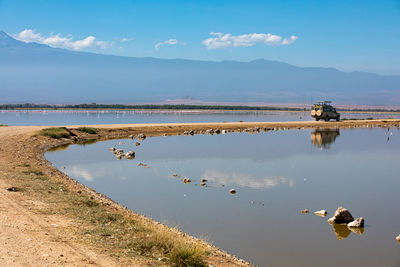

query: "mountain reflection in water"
xmin=310 ymin=129 xmax=340 ymax=149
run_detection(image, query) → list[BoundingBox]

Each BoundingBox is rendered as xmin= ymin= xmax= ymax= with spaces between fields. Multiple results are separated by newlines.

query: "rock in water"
xmin=137 ymin=134 xmax=146 ymax=140
xmin=348 ymin=217 xmax=364 ymax=228
xmin=314 ymin=210 xmax=327 ymax=216
xmin=396 ymin=234 xmax=400 ymax=243
xmin=301 ymin=209 xmax=309 ymax=214
xmin=229 ymin=189 xmax=236 ymax=194
xmin=124 ymin=151 xmax=135 ymax=159
xmin=327 ymin=206 xmax=354 ymax=224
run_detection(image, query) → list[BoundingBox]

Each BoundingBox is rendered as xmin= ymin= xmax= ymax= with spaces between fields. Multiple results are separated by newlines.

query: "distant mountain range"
xmin=0 ymin=30 xmax=399 ymax=105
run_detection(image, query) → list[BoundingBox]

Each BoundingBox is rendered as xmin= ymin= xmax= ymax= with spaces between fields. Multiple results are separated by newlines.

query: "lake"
xmin=1 ymin=109 xmax=400 ymax=126
xmin=46 ymin=126 xmax=400 ymax=266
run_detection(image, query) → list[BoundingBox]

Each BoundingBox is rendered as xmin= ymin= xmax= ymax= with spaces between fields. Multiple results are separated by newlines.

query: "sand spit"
xmin=0 ymin=119 xmax=399 ymax=266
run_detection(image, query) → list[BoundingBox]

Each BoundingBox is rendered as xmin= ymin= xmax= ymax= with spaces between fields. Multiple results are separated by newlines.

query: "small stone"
xmin=7 ymin=187 xmax=18 ymax=192
xmin=115 ymin=149 xmax=124 ymax=155
xmin=129 ymin=135 xmax=134 ymax=139
xmin=200 ymin=182 xmax=206 ymax=186
xmin=201 ymin=178 xmax=208 ymax=183
xmin=137 ymin=134 xmax=146 ymax=140
xmin=314 ymin=210 xmax=327 ymax=217
xmin=396 ymin=234 xmax=400 ymax=243
xmin=301 ymin=209 xmax=309 ymax=214
xmin=347 ymin=217 xmax=365 ymax=228
xmin=229 ymin=189 xmax=236 ymax=194
xmin=183 ymin=178 xmax=191 ymax=184
xmin=172 ymin=173 xmax=179 ymax=177
xmin=135 ymin=142 xmax=140 ymax=146
xmin=124 ymin=151 xmax=135 ymax=159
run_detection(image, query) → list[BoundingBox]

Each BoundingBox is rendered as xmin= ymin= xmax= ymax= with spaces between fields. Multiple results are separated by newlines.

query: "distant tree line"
xmin=0 ymin=103 xmax=306 ymax=111
xmin=0 ymin=103 xmax=399 ymax=112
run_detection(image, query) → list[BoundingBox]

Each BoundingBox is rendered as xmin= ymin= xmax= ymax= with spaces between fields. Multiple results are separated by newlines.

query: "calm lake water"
xmin=1 ymin=109 xmax=400 ymax=126
xmin=46 ymin=127 xmax=400 ymax=267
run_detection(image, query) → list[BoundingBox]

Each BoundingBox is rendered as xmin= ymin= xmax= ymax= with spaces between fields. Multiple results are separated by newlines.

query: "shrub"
xmin=76 ymin=127 xmax=99 ymax=134
xmin=39 ymin=127 xmax=71 ymax=139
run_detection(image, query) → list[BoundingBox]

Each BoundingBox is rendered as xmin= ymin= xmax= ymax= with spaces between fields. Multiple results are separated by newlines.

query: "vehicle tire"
xmin=315 ymin=118 xmax=320 ymax=121
xmin=336 ymin=117 xmax=340 ymax=121
xmin=325 ymin=117 xmax=330 ymax=121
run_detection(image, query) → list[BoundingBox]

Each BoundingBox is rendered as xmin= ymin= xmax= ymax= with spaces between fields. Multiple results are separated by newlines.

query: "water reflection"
xmin=330 ymin=224 xmax=364 ymax=240
xmin=48 ymin=144 xmax=70 ymax=152
xmin=311 ymin=129 xmax=340 ymax=149
xmin=349 ymin=227 xmax=364 ymax=235
xmin=203 ymin=170 xmax=294 ymax=189
xmin=45 ymin=128 xmax=400 ymax=267
xmin=47 ymin=139 xmax=98 ymax=152
xmin=69 ymin=165 xmax=96 ymax=182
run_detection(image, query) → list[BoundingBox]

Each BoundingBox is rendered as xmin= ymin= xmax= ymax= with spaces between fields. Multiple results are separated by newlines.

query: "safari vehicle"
xmin=311 ymin=101 xmax=340 ymax=121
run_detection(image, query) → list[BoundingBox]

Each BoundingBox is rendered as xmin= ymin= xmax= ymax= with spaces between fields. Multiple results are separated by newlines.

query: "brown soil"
xmin=0 ymin=119 xmax=399 ymax=266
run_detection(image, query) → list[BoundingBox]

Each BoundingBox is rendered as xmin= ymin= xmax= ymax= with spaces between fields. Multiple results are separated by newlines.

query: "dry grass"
xmin=0 ymin=124 xmax=7 ymax=127
xmin=8 ymin=164 xmax=207 ymax=266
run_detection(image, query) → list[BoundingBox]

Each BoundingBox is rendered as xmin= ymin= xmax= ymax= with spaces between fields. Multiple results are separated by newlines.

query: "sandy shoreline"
xmin=1 ymin=119 xmax=399 ymax=266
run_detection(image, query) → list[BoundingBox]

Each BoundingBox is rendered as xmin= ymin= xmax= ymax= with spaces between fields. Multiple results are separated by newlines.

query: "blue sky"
xmin=0 ymin=0 xmax=399 ymax=75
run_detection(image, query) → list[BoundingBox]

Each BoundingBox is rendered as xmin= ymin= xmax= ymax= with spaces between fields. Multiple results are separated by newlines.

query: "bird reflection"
xmin=311 ymin=129 xmax=340 ymax=149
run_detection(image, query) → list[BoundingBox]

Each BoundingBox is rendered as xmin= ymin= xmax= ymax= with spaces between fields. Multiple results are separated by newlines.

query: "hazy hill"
xmin=0 ymin=31 xmax=399 ymax=105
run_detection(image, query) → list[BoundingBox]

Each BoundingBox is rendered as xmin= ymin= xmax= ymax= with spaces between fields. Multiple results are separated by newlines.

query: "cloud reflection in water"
xmin=203 ymin=170 xmax=294 ymax=190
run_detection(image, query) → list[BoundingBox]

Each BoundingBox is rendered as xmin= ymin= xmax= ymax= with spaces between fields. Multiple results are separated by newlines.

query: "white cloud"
xmin=202 ymin=32 xmax=298 ymax=50
xmin=13 ymin=29 xmax=110 ymax=51
xmin=155 ymin=38 xmax=186 ymax=50
xmin=120 ymin=37 xmax=133 ymax=43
